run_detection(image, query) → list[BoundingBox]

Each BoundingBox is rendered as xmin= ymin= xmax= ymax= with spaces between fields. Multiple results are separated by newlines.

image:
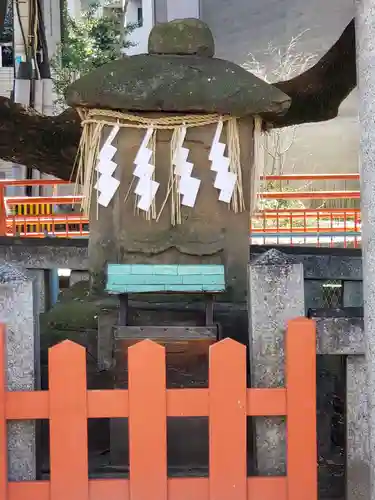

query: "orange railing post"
xmin=0 ymin=184 xmax=7 ymax=236
xmin=286 ymin=318 xmax=317 ymax=500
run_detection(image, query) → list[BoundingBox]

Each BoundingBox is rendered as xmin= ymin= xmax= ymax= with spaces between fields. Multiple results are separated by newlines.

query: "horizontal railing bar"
xmin=252 ymin=212 xmax=360 ymax=223
xmin=253 ymin=208 xmax=360 ymax=215
xmin=261 ymin=173 xmax=359 ymax=181
xmin=0 ymin=173 xmax=361 ymax=187
xmin=0 ymin=179 xmax=71 ymax=186
xmin=5 ymin=232 xmax=90 ymax=238
xmin=7 ymin=476 xmax=287 ymax=500
xmin=251 ymin=231 xmax=361 ymax=238
xmin=0 ymin=174 xmax=360 ymax=187
xmin=251 ymin=227 xmax=361 ymax=234
xmin=9 ymin=209 xmax=361 ymax=218
xmin=5 ymin=387 xmax=286 ymax=420
xmin=4 ymin=192 xmax=361 ymax=204
xmin=5 ymin=195 xmax=83 ymax=205
xmin=258 ymin=190 xmax=360 ymax=200
xmin=6 ymin=216 xmax=89 ymax=223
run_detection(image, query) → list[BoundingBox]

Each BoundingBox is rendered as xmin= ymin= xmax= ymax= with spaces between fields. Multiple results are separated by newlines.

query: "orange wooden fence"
xmin=0 ymin=318 xmax=316 ymax=500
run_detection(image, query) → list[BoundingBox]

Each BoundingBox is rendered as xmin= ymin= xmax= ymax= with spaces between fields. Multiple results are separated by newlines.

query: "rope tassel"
xmin=74 ymin=109 xmax=252 ymax=222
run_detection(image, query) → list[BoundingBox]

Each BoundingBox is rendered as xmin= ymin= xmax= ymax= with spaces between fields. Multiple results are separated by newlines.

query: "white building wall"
xmin=0 ymin=162 xmax=26 ymax=196
xmin=126 ymin=0 xmax=201 ymax=55
xmin=126 ymin=0 xmax=154 ymax=55
xmin=0 ymin=68 xmax=14 ymax=98
xmin=43 ymin=0 xmax=62 ymax=59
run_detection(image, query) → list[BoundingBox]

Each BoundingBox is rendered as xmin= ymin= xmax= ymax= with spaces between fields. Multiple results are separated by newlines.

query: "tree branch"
xmin=0 ymin=20 xmax=357 ymax=180
xmin=0 ymin=97 xmax=80 ymax=180
xmin=271 ymin=19 xmax=356 ymax=128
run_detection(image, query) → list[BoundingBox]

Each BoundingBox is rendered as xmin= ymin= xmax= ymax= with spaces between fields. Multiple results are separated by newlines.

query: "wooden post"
xmin=49 ymin=341 xmax=89 ymax=500
xmin=118 ymin=294 xmax=128 ymax=326
xmin=128 ymin=340 xmax=167 ymax=500
xmin=286 ymin=318 xmax=317 ymax=500
xmin=209 ymin=339 xmax=247 ymax=500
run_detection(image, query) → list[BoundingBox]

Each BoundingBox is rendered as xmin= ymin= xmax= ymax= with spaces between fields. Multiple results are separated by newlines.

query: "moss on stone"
xmin=66 ymin=54 xmax=290 ymax=118
xmin=39 ymin=282 xmax=117 ymax=353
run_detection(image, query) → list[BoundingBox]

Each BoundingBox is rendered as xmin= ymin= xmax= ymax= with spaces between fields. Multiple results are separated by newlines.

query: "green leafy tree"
xmin=51 ymin=2 xmax=137 ymax=106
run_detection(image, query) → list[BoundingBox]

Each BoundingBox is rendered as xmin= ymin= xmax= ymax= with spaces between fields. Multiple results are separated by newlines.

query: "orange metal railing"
xmin=0 ymin=179 xmax=85 ymax=238
xmin=0 ymin=174 xmax=362 ymax=247
xmin=250 ymin=208 xmax=361 ymax=248
xmin=251 ymin=173 xmax=361 ymax=248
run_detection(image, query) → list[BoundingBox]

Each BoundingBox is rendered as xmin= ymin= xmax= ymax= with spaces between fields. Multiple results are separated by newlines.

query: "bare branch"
xmin=243 ymin=32 xmax=313 ymax=176
xmin=272 ymin=19 xmax=356 ymax=128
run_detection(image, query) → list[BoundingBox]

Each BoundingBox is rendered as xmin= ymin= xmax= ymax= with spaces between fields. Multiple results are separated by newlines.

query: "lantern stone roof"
xmin=66 ymin=18 xmax=291 ymax=121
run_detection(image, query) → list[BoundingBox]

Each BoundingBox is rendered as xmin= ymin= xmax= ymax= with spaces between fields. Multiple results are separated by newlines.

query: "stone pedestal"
xmin=0 ymin=264 xmax=38 ymax=480
xmin=356 ymin=1 xmax=375 ymax=498
xmin=27 ymin=269 xmax=45 ymax=313
xmin=248 ymin=249 xmax=304 ymax=474
xmin=347 ymin=355 xmax=370 ymax=500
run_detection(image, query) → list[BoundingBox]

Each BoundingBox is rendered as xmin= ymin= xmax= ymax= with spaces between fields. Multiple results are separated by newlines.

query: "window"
xmin=0 ymin=44 xmax=13 ymax=68
xmin=137 ymin=7 xmax=143 ymax=27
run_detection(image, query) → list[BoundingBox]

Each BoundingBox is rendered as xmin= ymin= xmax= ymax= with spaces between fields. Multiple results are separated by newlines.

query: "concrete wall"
xmin=251 ymin=245 xmax=363 ymax=309
xmin=0 ymin=238 xmax=362 ymax=277
xmin=0 ymin=238 xmax=363 ymax=286
xmin=0 ymin=237 xmax=89 ymax=270
xmin=248 ymin=250 xmax=364 ymax=500
xmin=0 ymin=238 xmax=364 ymax=318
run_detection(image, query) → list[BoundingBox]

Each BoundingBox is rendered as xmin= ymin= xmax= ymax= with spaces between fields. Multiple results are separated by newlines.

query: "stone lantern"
xmin=66 ymin=17 xmax=291 ymax=468
xmin=66 ymin=18 xmax=290 ymax=302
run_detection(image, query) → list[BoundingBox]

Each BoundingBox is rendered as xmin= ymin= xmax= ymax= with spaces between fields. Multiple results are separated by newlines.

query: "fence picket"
xmin=0 ymin=319 xmax=317 ymax=500
xmin=209 ymin=339 xmax=247 ymax=500
xmin=286 ymin=318 xmax=317 ymax=500
xmin=128 ymin=340 xmax=167 ymax=500
xmin=0 ymin=325 xmax=7 ymax=499
xmin=49 ymin=340 xmax=89 ymax=500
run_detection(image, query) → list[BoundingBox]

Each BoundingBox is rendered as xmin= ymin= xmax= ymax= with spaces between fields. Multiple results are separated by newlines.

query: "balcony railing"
xmin=0 ymin=174 xmax=361 ymax=247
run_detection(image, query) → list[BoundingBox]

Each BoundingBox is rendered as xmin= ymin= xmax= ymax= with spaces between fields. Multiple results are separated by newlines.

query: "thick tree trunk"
xmin=272 ymin=20 xmax=356 ymax=128
xmin=0 ymin=20 xmax=356 ymax=181
xmin=0 ymin=98 xmax=80 ymax=180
